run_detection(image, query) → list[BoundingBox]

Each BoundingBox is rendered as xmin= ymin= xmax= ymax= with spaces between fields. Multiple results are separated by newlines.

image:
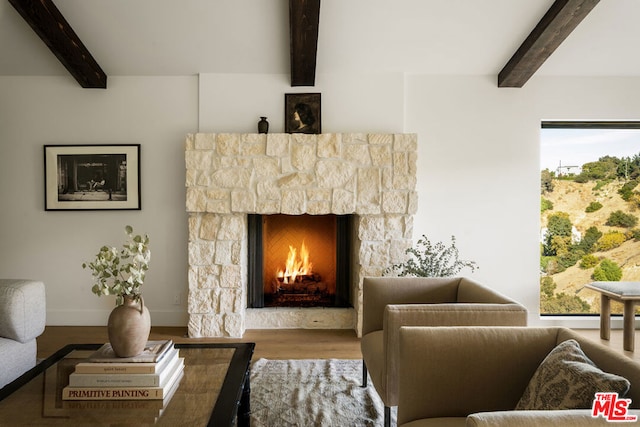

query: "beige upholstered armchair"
xmin=360 ymin=277 xmax=527 ymax=427
xmin=397 ymin=326 xmax=640 ymax=426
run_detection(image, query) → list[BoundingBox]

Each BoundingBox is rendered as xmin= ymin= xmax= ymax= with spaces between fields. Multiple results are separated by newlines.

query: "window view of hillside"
xmin=540 ymin=125 xmax=640 ymax=315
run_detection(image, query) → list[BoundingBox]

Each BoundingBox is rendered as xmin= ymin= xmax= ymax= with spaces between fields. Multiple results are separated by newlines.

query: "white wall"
xmin=406 ymin=75 xmax=640 ymax=327
xmin=198 ymin=72 xmax=405 ymax=133
xmin=2 ymin=72 xmax=640 ymax=328
xmin=0 ymin=76 xmax=197 ymax=325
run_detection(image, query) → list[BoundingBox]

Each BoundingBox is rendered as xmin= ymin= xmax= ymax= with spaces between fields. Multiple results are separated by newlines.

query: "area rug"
xmin=250 ymin=358 xmax=396 ymax=426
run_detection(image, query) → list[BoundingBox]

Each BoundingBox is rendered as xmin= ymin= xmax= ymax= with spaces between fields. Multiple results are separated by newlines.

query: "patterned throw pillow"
xmin=516 ymin=339 xmax=630 ymax=410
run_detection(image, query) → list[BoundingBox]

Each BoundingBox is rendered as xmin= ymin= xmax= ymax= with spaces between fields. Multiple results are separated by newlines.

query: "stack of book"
xmin=62 ymin=340 xmax=183 ymax=401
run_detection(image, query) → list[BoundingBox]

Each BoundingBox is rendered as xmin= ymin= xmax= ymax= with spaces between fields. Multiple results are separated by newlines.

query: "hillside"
xmin=541 ymin=180 xmax=640 ymax=312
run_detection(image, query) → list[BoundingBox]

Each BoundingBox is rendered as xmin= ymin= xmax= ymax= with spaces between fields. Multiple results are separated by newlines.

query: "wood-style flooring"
xmin=36 ymin=327 xmax=362 ymax=361
xmin=36 ymin=326 xmax=640 ymax=362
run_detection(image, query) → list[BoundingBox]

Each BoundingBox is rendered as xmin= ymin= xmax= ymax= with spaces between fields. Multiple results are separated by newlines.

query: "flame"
xmin=277 ymin=241 xmax=313 ymax=284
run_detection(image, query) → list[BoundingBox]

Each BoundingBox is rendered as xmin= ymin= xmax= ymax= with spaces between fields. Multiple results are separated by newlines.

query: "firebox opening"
xmin=247 ymin=214 xmax=352 ymax=308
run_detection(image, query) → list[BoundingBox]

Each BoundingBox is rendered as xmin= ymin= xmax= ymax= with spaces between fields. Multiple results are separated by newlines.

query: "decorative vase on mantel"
xmin=258 ymin=116 xmax=269 ymax=134
xmin=107 ymin=295 xmax=151 ymax=357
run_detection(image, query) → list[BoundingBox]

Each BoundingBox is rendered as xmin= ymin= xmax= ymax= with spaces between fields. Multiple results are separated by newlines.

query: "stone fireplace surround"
xmin=185 ymin=132 xmax=417 ymax=338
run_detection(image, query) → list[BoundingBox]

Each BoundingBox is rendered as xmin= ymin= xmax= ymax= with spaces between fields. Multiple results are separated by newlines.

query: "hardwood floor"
xmin=571 ymin=328 xmax=640 ymax=362
xmin=36 ymin=326 xmax=640 ymax=362
xmin=36 ymin=327 xmax=363 ymax=361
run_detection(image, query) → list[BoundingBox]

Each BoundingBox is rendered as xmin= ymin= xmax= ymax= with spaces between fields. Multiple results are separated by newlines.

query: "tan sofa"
xmin=360 ymin=277 xmax=527 ymax=426
xmin=397 ymin=326 xmax=640 ymax=427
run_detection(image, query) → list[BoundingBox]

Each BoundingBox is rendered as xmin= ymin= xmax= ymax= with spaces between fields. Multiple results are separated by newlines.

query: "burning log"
xmin=272 ymin=273 xmax=327 ymax=294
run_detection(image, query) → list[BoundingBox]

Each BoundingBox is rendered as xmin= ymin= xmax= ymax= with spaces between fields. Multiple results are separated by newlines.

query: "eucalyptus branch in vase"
xmin=82 ymin=225 xmax=151 ymax=306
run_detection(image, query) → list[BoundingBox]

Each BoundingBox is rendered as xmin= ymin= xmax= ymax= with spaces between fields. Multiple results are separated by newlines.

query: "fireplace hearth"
xmin=185 ymin=132 xmax=417 ymax=338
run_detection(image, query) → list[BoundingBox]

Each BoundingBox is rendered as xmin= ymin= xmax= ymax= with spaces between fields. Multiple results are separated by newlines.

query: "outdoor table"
xmin=585 ymin=281 xmax=640 ymax=352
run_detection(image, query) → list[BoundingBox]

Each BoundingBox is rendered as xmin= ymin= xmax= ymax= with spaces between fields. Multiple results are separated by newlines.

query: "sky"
xmin=540 ymin=128 xmax=640 ymax=173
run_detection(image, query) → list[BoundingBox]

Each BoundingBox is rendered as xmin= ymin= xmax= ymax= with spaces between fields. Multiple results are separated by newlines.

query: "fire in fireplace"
xmin=247 ymin=214 xmax=352 ymax=308
xmin=268 ymin=240 xmax=332 ymax=306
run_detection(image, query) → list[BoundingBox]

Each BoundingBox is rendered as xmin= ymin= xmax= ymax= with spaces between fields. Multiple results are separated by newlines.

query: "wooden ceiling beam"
xmin=289 ymin=0 xmax=320 ymax=87
xmin=9 ymin=0 xmax=107 ymax=88
xmin=498 ymin=0 xmax=599 ymax=88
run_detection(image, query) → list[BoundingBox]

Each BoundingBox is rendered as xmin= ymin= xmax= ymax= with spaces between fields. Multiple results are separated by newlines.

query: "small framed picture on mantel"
xmin=285 ymin=93 xmax=321 ymax=134
xmin=44 ymin=144 xmax=141 ymax=211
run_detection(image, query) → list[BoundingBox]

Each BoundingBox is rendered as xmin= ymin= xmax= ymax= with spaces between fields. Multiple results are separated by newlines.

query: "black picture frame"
xmin=285 ymin=93 xmax=321 ymax=134
xmin=44 ymin=144 xmax=141 ymax=211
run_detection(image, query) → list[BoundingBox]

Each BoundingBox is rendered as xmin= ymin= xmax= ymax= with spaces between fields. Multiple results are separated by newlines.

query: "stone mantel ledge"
xmin=185 ymin=132 xmax=418 ymax=338
xmin=185 ymin=133 xmax=418 ymax=217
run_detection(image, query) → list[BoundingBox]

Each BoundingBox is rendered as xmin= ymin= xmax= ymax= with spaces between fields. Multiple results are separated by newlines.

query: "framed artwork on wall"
xmin=44 ymin=144 xmax=141 ymax=211
xmin=285 ymin=93 xmax=321 ymax=134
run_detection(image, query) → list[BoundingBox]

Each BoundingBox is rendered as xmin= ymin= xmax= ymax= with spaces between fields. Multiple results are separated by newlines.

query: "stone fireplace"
xmin=185 ymin=132 xmax=417 ymax=338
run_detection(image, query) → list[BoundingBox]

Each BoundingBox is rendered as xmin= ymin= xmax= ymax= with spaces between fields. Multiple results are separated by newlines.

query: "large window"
xmin=540 ymin=122 xmax=640 ymax=315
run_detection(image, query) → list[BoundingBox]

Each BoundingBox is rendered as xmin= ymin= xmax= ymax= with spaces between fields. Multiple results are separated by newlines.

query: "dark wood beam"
xmin=542 ymin=121 xmax=640 ymax=129
xmin=289 ymin=0 xmax=320 ymax=87
xmin=498 ymin=0 xmax=599 ymax=88
xmin=9 ymin=0 xmax=107 ymax=88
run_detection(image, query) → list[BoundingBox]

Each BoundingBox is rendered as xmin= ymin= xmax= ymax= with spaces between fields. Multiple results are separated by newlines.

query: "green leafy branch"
xmin=386 ymin=235 xmax=478 ymax=277
xmin=82 ymin=225 xmax=150 ymax=305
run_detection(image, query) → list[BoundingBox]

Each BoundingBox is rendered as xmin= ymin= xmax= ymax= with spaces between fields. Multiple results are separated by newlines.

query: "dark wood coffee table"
xmin=0 ymin=342 xmax=255 ymax=426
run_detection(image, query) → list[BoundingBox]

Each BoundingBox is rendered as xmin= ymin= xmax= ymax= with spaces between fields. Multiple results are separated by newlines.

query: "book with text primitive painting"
xmin=60 ymin=377 xmax=181 ymax=422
